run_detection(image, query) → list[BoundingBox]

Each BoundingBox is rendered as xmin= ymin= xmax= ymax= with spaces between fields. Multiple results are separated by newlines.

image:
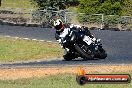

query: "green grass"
xmin=1 ymin=0 xmax=35 ymax=9
xmin=0 ymin=74 xmax=131 ymax=88
xmin=0 ymin=37 xmax=63 ymax=62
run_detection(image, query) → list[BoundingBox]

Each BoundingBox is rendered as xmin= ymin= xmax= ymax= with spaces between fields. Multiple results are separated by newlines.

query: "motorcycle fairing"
xmin=83 ymin=35 xmax=93 ymax=45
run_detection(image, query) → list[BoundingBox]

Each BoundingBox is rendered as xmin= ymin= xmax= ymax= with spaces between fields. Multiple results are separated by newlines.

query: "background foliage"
xmin=30 ymin=0 xmax=79 ymax=10
xmin=30 ymin=0 xmax=131 ymax=16
xmin=78 ymin=0 xmax=131 ymax=16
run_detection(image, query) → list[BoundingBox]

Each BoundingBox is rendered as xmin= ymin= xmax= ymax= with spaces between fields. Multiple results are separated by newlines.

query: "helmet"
xmin=53 ymin=19 xmax=64 ymax=32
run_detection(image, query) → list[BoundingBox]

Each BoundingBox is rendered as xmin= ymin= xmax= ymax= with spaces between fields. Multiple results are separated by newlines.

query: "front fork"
xmin=90 ymin=42 xmax=102 ymax=55
xmin=89 ymin=43 xmax=96 ymax=55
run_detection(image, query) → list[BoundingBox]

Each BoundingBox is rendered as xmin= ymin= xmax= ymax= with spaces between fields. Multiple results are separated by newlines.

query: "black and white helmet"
xmin=53 ymin=19 xmax=64 ymax=32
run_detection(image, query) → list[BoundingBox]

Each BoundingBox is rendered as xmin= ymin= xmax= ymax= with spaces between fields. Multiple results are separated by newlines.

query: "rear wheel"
xmin=63 ymin=52 xmax=76 ymax=61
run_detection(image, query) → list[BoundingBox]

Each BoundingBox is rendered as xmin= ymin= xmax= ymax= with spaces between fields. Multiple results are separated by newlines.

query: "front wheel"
xmin=74 ymin=42 xmax=94 ymax=60
xmin=95 ymin=47 xmax=107 ymax=59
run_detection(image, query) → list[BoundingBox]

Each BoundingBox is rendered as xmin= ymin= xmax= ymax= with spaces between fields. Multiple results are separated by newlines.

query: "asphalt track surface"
xmin=0 ymin=25 xmax=132 ymax=67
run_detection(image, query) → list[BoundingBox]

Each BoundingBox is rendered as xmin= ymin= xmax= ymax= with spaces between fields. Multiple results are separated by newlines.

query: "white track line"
xmin=3 ymin=35 xmax=58 ymax=43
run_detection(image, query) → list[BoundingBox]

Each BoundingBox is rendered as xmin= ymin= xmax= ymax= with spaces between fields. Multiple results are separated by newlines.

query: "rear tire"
xmin=63 ymin=53 xmax=75 ymax=61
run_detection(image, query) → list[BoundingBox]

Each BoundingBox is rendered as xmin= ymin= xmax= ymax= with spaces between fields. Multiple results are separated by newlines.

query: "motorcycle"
xmin=55 ymin=28 xmax=107 ymax=61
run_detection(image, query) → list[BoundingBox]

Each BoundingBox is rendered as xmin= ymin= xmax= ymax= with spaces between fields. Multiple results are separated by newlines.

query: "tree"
xmin=123 ymin=0 xmax=132 ymax=16
xmin=31 ymin=0 xmax=80 ymax=10
xmin=66 ymin=0 xmax=80 ymax=6
xmin=78 ymin=0 xmax=129 ymax=15
xmin=31 ymin=0 xmax=69 ymax=10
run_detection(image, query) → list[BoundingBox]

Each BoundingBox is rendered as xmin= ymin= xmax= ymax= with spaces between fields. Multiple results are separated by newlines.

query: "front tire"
xmin=74 ymin=42 xmax=94 ymax=60
xmin=95 ymin=47 xmax=107 ymax=59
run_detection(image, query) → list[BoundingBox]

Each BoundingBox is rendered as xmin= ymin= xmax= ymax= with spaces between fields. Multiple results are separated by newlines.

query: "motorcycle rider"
xmin=69 ymin=24 xmax=96 ymax=40
xmin=53 ymin=18 xmax=96 ymax=55
xmin=54 ymin=18 xmax=96 ymax=41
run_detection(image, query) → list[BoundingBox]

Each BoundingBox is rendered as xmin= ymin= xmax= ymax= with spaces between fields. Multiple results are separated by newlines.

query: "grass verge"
xmin=0 ymin=73 xmax=131 ymax=88
xmin=1 ymin=0 xmax=35 ymax=9
xmin=0 ymin=37 xmax=63 ymax=62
